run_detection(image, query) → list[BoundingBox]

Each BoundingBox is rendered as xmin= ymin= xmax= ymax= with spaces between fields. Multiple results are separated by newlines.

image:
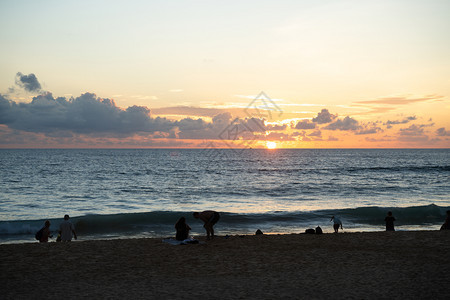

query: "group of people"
xmin=330 ymin=211 xmax=397 ymax=233
xmin=175 ymin=210 xmax=220 ymax=241
xmin=38 ymin=210 xmax=450 ymax=243
xmin=38 ymin=211 xmax=220 ymax=243
xmin=37 ymin=214 xmax=77 ymax=243
xmin=332 ymin=210 xmax=450 ymax=233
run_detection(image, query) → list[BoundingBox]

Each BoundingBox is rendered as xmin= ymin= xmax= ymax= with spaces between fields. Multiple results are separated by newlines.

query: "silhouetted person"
xmin=39 ymin=220 xmax=53 ymax=243
xmin=193 ymin=210 xmax=220 ymax=240
xmin=59 ymin=215 xmax=77 ymax=242
xmin=441 ymin=210 xmax=450 ymax=230
xmin=385 ymin=211 xmax=396 ymax=231
xmin=175 ymin=217 xmax=191 ymax=241
xmin=330 ymin=216 xmax=343 ymax=233
xmin=315 ymin=226 xmax=323 ymax=234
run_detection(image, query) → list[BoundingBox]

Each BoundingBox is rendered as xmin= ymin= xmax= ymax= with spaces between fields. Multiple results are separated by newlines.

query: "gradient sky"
xmin=1 ymin=0 xmax=449 ymax=148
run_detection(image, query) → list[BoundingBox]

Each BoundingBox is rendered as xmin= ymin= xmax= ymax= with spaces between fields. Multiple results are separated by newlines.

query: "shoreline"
xmin=1 ymin=231 xmax=449 ymax=299
xmin=0 ymin=224 xmax=445 ymax=245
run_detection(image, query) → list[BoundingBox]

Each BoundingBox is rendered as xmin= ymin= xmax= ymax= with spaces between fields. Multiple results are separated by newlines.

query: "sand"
xmin=1 ymin=231 xmax=449 ymax=299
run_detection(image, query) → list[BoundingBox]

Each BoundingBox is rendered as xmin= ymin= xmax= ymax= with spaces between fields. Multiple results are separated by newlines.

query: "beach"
xmin=1 ymin=231 xmax=449 ymax=299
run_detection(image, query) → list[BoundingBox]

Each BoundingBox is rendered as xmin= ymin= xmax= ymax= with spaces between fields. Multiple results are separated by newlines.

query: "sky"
xmin=0 ymin=0 xmax=449 ymax=148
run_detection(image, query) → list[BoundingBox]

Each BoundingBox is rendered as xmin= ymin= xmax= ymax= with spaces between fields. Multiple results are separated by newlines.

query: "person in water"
xmin=385 ymin=211 xmax=396 ymax=231
xmin=330 ymin=216 xmax=343 ymax=233
xmin=175 ymin=217 xmax=191 ymax=241
xmin=193 ymin=210 xmax=220 ymax=240
xmin=40 ymin=220 xmax=53 ymax=243
xmin=440 ymin=210 xmax=450 ymax=230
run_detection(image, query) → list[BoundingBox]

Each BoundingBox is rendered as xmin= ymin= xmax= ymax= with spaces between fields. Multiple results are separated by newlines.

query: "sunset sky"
xmin=1 ymin=0 xmax=449 ymax=148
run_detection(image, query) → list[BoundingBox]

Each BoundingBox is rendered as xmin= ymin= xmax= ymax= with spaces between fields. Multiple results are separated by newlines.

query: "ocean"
xmin=0 ymin=149 xmax=449 ymax=244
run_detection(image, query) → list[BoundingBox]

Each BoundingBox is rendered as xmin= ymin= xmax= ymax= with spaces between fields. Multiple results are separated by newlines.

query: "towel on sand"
xmin=162 ymin=238 xmax=200 ymax=245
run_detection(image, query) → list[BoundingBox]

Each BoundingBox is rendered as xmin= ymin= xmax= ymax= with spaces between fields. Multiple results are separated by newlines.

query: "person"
xmin=440 ymin=210 xmax=450 ymax=230
xmin=39 ymin=220 xmax=53 ymax=243
xmin=193 ymin=210 xmax=220 ymax=240
xmin=315 ymin=226 xmax=323 ymax=234
xmin=330 ymin=216 xmax=343 ymax=233
xmin=175 ymin=217 xmax=191 ymax=241
xmin=385 ymin=211 xmax=396 ymax=231
xmin=59 ymin=215 xmax=77 ymax=242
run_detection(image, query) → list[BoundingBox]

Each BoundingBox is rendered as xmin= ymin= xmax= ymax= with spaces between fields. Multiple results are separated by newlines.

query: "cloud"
xmin=15 ymin=72 xmax=42 ymax=93
xmin=266 ymin=123 xmax=287 ymax=131
xmin=365 ymin=136 xmax=395 ymax=142
xmin=399 ymin=124 xmax=427 ymax=136
xmin=308 ymin=130 xmax=322 ymax=137
xmin=351 ymin=95 xmax=444 ymax=115
xmin=323 ymin=116 xmax=361 ymax=131
xmin=312 ymin=109 xmax=337 ymax=124
xmin=436 ymin=127 xmax=450 ymax=137
xmin=355 ymin=128 xmax=381 ymax=135
xmin=0 ymin=92 xmax=175 ymax=135
xmin=354 ymin=95 xmax=444 ymax=106
xmin=264 ymin=132 xmax=295 ymax=141
xmin=385 ymin=116 xmax=417 ymax=128
xmin=294 ymin=120 xmax=316 ymax=130
xmin=1 ymin=92 xmax=276 ymax=143
xmin=355 ymin=122 xmax=383 ymax=135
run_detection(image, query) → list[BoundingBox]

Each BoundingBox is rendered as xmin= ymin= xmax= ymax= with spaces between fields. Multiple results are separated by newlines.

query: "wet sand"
xmin=1 ymin=231 xmax=449 ymax=299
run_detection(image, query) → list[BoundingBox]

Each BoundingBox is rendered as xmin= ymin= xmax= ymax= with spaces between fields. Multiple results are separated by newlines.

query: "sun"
xmin=266 ymin=141 xmax=277 ymax=149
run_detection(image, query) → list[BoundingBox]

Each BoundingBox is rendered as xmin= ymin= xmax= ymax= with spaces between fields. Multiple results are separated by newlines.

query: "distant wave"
xmin=1 ymin=204 xmax=448 ymax=240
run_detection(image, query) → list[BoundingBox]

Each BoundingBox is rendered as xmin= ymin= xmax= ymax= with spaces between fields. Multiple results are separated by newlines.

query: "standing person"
xmin=193 ymin=210 xmax=220 ymax=240
xmin=175 ymin=217 xmax=191 ymax=241
xmin=440 ymin=210 xmax=450 ymax=230
xmin=59 ymin=215 xmax=77 ymax=242
xmin=330 ymin=215 xmax=343 ymax=233
xmin=385 ymin=211 xmax=396 ymax=231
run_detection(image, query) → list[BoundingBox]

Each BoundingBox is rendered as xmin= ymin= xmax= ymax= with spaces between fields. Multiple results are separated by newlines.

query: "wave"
xmin=1 ymin=204 xmax=448 ymax=240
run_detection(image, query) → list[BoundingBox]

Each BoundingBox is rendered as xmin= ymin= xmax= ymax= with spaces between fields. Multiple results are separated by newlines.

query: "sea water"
xmin=0 ymin=149 xmax=449 ymax=244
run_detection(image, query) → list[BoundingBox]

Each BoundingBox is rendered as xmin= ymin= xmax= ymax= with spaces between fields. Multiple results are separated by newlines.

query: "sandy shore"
xmin=1 ymin=231 xmax=449 ymax=299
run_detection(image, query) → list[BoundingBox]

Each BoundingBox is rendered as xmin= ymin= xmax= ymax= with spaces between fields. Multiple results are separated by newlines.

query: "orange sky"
xmin=0 ymin=1 xmax=449 ymax=148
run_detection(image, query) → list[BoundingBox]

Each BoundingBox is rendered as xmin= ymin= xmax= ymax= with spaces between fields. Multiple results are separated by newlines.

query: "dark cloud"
xmin=0 ymin=94 xmax=17 ymax=124
xmin=399 ymin=124 xmax=426 ymax=136
xmin=356 ymin=122 xmax=383 ymax=135
xmin=0 ymin=93 xmax=275 ymax=142
xmin=266 ymin=123 xmax=287 ymax=131
xmin=294 ymin=120 xmax=316 ymax=130
xmin=365 ymin=136 xmax=395 ymax=142
xmin=212 ymin=112 xmax=233 ymax=126
xmin=15 ymin=72 xmax=42 ymax=93
xmin=385 ymin=116 xmax=416 ymax=128
xmin=0 ymin=92 xmax=174 ymax=135
xmin=308 ymin=130 xmax=322 ymax=137
xmin=265 ymin=132 xmax=294 ymax=141
xmin=312 ymin=109 xmax=337 ymax=124
xmin=323 ymin=116 xmax=361 ymax=131
xmin=291 ymin=131 xmax=305 ymax=137
xmin=356 ymin=128 xmax=381 ymax=135
xmin=436 ymin=127 xmax=450 ymax=136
